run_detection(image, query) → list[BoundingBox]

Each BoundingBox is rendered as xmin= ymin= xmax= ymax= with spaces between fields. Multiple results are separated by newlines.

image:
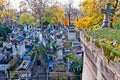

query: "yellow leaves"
xmin=0 ymin=0 xmax=4 ymax=6
xmin=80 ymin=0 xmax=95 ymax=15
xmin=18 ymin=13 xmax=34 ymax=25
xmin=43 ymin=3 xmax=64 ymax=24
xmin=53 ymin=5 xmax=64 ymax=23
xmin=98 ymin=38 xmax=120 ymax=50
xmin=99 ymin=38 xmax=106 ymax=42
xmin=73 ymin=16 xmax=93 ymax=30
xmin=116 ymin=45 xmax=120 ymax=50
xmin=0 ymin=9 xmax=15 ymax=23
xmin=105 ymin=40 xmax=112 ymax=45
xmin=73 ymin=0 xmax=106 ymax=30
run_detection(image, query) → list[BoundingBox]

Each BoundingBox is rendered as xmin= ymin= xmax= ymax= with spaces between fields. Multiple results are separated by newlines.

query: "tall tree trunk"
xmin=68 ymin=12 xmax=71 ymax=26
xmin=40 ymin=15 xmax=43 ymax=28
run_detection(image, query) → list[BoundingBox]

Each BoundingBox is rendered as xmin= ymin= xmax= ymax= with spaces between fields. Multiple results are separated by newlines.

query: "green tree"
xmin=43 ymin=3 xmax=64 ymax=24
xmin=18 ymin=13 xmax=34 ymax=25
xmin=0 ymin=24 xmax=11 ymax=40
xmin=70 ymin=59 xmax=83 ymax=75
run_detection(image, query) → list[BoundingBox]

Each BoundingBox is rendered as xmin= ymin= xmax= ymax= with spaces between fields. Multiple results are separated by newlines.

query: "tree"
xmin=43 ymin=3 xmax=64 ymax=24
xmin=63 ymin=17 xmax=68 ymax=26
xmin=74 ymin=0 xmax=120 ymax=30
xmin=26 ymin=0 xmax=50 ymax=27
xmin=18 ymin=13 xmax=34 ymax=25
xmin=0 ymin=0 xmax=4 ymax=10
xmin=109 ymin=0 xmax=120 ymax=28
xmin=43 ymin=7 xmax=56 ymax=24
xmin=73 ymin=0 xmax=104 ymax=30
xmin=70 ymin=59 xmax=83 ymax=74
xmin=53 ymin=3 xmax=64 ymax=23
xmin=64 ymin=0 xmax=74 ymax=26
xmin=19 ymin=1 xmax=28 ymax=13
xmin=0 ymin=24 xmax=11 ymax=40
xmin=70 ymin=59 xmax=83 ymax=80
xmin=0 ymin=0 xmax=15 ymax=24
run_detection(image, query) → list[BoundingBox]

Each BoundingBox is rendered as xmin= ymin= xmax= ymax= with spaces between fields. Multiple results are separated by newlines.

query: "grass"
xmin=10 ymin=71 xmax=16 ymax=79
xmin=66 ymin=39 xmax=71 ymax=47
xmin=9 ymin=59 xmax=16 ymax=68
xmin=66 ymin=38 xmax=72 ymax=50
xmin=85 ymin=28 xmax=120 ymax=62
xmin=39 ymin=45 xmax=45 ymax=54
xmin=86 ymin=28 xmax=120 ymax=43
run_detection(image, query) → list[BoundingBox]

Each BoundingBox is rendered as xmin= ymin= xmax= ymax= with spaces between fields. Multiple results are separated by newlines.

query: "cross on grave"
xmin=100 ymin=2 xmax=115 ymax=28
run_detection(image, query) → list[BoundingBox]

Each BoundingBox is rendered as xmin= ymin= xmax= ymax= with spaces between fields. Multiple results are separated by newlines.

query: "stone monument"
xmin=100 ymin=2 xmax=115 ymax=28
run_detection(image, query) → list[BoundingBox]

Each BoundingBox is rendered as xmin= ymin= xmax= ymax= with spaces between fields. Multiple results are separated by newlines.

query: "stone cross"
xmin=100 ymin=2 xmax=115 ymax=28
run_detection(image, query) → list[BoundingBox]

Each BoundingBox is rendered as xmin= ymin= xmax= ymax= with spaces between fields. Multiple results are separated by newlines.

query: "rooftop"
xmin=16 ymin=36 xmax=25 ymax=42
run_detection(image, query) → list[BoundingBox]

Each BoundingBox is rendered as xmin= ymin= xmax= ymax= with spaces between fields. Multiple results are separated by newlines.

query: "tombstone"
xmin=12 ymin=44 xmax=17 ymax=59
xmin=24 ymin=24 xmax=28 ymax=32
xmin=12 ymin=36 xmax=26 ymax=59
xmin=39 ymin=33 xmax=43 ymax=42
xmin=100 ymin=2 xmax=115 ymax=28
xmin=0 ymin=64 xmax=10 ymax=78
xmin=51 ymin=35 xmax=55 ymax=40
xmin=47 ymin=24 xmax=51 ymax=33
xmin=42 ymin=40 xmax=46 ymax=47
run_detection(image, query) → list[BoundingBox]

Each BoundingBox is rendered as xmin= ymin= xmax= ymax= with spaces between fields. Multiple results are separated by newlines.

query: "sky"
xmin=10 ymin=0 xmax=82 ymax=11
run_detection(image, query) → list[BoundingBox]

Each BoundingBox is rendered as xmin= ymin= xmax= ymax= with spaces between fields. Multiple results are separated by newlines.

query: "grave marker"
xmin=101 ymin=2 xmax=115 ymax=28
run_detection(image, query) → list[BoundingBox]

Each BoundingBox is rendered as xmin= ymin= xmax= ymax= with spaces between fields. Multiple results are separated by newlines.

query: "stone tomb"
xmin=12 ymin=36 xmax=26 ymax=59
xmin=100 ymin=2 xmax=115 ymax=28
xmin=67 ymin=25 xmax=77 ymax=40
xmin=0 ymin=64 xmax=10 ymax=78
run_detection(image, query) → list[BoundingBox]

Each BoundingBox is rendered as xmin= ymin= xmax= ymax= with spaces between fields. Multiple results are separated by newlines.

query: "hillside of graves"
xmin=84 ymin=28 xmax=120 ymax=62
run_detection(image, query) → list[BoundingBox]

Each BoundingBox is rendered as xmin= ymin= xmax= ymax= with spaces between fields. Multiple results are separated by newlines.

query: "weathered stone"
xmin=81 ymin=31 xmax=120 ymax=80
xmin=100 ymin=2 xmax=115 ymax=28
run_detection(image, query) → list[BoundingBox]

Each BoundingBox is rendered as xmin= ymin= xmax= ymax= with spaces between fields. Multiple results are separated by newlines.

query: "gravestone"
xmin=47 ymin=24 xmax=51 ymax=33
xmin=12 ymin=44 xmax=17 ymax=59
xmin=0 ymin=64 xmax=10 ymax=78
xmin=39 ymin=33 xmax=43 ymax=42
xmin=100 ymin=2 xmax=115 ymax=28
xmin=24 ymin=24 xmax=28 ymax=32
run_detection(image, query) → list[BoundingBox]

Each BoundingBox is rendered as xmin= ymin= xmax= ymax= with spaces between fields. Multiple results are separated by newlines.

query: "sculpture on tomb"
xmin=100 ymin=2 xmax=115 ymax=28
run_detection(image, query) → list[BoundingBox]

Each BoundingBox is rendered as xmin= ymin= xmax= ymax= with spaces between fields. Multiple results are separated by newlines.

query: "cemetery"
xmin=0 ymin=0 xmax=120 ymax=80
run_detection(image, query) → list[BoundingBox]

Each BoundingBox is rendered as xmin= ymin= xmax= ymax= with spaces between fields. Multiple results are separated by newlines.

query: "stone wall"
xmin=81 ymin=31 xmax=120 ymax=80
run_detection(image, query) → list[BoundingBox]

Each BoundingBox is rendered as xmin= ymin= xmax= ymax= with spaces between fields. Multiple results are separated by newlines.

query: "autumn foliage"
xmin=63 ymin=17 xmax=68 ymax=26
xmin=73 ymin=0 xmax=103 ymax=30
xmin=73 ymin=0 xmax=120 ymax=30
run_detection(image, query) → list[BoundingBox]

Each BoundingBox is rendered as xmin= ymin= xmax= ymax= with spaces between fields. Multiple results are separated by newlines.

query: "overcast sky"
xmin=10 ymin=0 xmax=82 ymax=11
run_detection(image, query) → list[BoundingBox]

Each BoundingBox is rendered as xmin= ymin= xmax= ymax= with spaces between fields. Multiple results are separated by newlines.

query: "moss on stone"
xmin=94 ymin=40 xmax=101 ymax=48
xmin=84 ymin=34 xmax=90 ymax=42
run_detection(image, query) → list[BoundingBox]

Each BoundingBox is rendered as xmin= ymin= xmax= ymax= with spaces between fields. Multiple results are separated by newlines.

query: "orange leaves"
xmin=63 ymin=17 xmax=68 ymax=26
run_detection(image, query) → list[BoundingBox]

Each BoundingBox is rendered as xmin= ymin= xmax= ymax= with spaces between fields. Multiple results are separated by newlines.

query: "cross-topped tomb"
xmin=101 ymin=2 xmax=115 ymax=28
